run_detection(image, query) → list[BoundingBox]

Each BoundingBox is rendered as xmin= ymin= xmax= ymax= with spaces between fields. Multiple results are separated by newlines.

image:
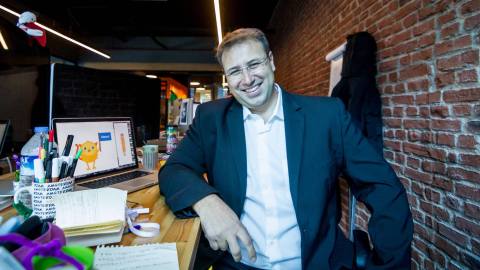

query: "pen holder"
xmin=13 ymin=177 xmax=75 ymax=220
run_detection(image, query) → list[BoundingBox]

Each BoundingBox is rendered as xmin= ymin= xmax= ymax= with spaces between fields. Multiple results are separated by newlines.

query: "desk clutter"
xmin=0 ymin=187 xmax=174 ymax=270
xmin=12 ymin=130 xmax=80 ymax=219
xmin=0 ymin=122 xmax=181 ymax=269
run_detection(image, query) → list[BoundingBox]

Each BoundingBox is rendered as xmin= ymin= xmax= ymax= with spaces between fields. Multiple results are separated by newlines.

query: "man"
xmin=159 ymin=28 xmax=412 ymax=270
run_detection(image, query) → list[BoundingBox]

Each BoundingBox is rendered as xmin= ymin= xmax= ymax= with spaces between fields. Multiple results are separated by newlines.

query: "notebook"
xmin=54 ymin=187 xmax=127 ymax=246
xmin=94 ymin=243 xmax=179 ymax=270
xmin=53 ymin=117 xmax=158 ymax=193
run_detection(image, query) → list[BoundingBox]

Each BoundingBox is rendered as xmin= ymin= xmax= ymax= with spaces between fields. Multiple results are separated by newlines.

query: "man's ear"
xmin=268 ymin=51 xmax=276 ymax=72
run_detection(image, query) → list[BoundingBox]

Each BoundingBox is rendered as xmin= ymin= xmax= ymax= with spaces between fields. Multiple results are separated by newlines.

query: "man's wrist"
xmin=192 ymin=194 xmax=218 ymax=215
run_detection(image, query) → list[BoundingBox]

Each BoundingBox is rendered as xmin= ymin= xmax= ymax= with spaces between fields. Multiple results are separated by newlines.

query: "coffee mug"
xmin=13 ymin=178 xmax=75 ymax=220
xmin=141 ymin=144 xmax=159 ymax=171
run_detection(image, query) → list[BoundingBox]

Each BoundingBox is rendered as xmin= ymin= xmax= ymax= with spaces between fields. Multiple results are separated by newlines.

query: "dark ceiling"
xmin=0 ymin=0 xmax=279 ymax=72
xmin=12 ymin=0 xmax=279 ymax=37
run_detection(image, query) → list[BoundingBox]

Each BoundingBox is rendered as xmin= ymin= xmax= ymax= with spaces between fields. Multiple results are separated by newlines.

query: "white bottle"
xmin=19 ymin=126 xmax=48 ymax=187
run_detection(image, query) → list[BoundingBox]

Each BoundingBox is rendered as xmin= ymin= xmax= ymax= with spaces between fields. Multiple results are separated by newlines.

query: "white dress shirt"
xmin=239 ymin=84 xmax=302 ymax=270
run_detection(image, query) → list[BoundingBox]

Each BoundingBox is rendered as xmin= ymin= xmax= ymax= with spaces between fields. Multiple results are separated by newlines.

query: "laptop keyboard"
xmin=79 ymin=171 xmax=152 ymax=189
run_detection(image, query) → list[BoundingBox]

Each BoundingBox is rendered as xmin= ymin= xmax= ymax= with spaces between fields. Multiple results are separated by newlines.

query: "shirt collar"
xmin=243 ymin=83 xmax=284 ymax=122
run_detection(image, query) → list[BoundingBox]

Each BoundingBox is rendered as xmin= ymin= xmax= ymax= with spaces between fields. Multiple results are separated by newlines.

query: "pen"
xmin=62 ymin=135 xmax=74 ymax=156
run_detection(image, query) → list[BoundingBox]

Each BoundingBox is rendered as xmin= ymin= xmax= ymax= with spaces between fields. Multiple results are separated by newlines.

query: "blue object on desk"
xmin=0 ymin=216 xmax=23 ymax=235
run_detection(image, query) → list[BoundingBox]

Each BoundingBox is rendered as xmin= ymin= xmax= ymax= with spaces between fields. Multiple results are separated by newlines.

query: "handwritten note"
xmin=93 ymin=243 xmax=179 ymax=270
xmin=54 ymin=187 xmax=127 ymax=230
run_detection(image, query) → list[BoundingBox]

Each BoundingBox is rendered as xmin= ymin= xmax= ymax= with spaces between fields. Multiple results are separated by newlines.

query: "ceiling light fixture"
xmin=213 ymin=0 xmax=222 ymax=43
xmin=0 ymin=4 xmax=110 ymax=59
xmin=190 ymin=82 xmax=200 ymax=86
xmin=197 ymin=87 xmax=206 ymax=91
xmin=146 ymin=74 xmax=157 ymax=79
xmin=0 ymin=30 xmax=8 ymax=50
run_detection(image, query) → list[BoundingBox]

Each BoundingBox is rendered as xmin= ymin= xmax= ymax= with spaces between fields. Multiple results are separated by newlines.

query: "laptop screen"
xmin=54 ymin=118 xmax=137 ymax=179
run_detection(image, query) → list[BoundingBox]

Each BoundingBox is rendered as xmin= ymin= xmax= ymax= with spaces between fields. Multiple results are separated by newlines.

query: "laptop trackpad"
xmin=123 ymin=178 xmax=155 ymax=188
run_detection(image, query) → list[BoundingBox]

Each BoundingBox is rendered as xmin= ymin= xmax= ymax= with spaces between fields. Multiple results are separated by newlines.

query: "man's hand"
xmin=193 ymin=194 xmax=256 ymax=263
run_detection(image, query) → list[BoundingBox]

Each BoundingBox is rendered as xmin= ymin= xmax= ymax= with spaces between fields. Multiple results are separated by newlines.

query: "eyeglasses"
xmin=225 ymin=56 xmax=269 ymax=79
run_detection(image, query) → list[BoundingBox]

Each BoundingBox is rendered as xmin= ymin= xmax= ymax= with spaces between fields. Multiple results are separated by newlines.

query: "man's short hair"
xmin=215 ymin=28 xmax=271 ymax=66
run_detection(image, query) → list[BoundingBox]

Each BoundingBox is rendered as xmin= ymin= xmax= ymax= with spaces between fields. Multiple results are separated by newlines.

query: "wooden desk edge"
xmin=184 ymin=218 xmax=201 ymax=270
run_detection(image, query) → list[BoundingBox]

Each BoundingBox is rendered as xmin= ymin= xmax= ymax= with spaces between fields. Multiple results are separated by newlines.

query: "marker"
xmin=43 ymin=134 xmax=48 ymax=154
xmin=59 ymin=160 xmax=68 ymax=179
xmin=41 ymin=148 xmax=48 ymax=169
xmin=68 ymin=148 xmax=83 ymax=178
xmin=15 ymin=161 xmax=20 ymax=182
xmin=62 ymin=135 xmax=74 ymax=156
xmin=59 ymin=156 xmax=71 ymax=179
xmin=51 ymin=158 xmax=59 ymax=182
xmin=45 ymin=158 xmax=52 ymax=182
xmin=48 ymin=130 xmax=54 ymax=154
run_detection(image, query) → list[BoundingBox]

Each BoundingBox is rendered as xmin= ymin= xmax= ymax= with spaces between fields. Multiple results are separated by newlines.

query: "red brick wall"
xmin=269 ymin=0 xmax=480 ymax=269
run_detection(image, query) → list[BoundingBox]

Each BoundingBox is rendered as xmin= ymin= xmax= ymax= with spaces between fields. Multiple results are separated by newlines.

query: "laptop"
xmin=0 ymin=120 xmax=10 ymax=157
xmin=52 ymin=117 xmax=158 ymax=193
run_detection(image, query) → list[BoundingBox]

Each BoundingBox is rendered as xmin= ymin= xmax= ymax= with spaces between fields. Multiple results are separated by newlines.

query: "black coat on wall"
xmin=331 ymin=32 xmax=383 ymax=154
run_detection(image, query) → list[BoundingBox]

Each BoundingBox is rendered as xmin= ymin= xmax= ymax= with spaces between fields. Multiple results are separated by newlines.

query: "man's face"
xmin=221 ymin=40 xmax=276 ymax=111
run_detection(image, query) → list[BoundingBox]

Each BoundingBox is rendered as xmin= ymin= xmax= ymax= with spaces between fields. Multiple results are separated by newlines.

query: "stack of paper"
xmin=94 ymin=243 xmax=179 ymax=270
xmin=54 ymin=187 xmax=127 ymax=247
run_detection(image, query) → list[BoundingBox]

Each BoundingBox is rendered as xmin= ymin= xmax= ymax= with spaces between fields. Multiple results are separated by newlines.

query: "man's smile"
xmin=240 ymin=83 xmax=262 ymax=97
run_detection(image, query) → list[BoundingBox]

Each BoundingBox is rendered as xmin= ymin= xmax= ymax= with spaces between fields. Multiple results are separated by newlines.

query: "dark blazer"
xmin=159 ymin=88 xmax=413 ymax=270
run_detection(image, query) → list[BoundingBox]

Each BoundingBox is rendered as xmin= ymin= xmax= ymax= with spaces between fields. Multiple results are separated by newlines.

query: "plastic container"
xmin=19 ymin=127 xmax=49 ymax=188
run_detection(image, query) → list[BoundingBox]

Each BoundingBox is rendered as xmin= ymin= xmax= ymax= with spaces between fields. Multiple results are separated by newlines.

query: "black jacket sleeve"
xmin=335 ymin=99 xmax=413 ymax=269
xmin=158 ymin=104 xmax=217 ymax=218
